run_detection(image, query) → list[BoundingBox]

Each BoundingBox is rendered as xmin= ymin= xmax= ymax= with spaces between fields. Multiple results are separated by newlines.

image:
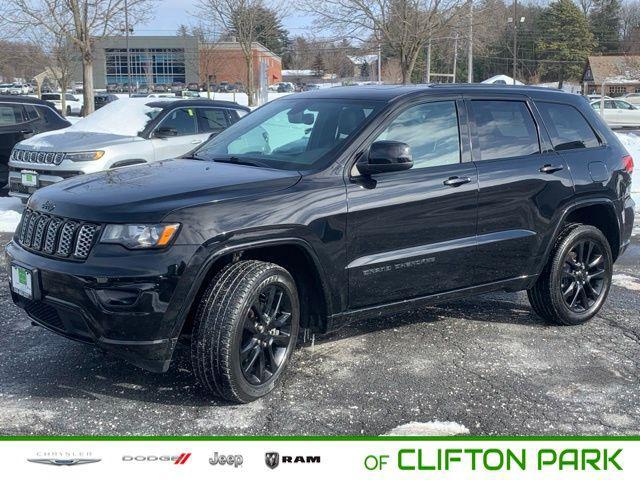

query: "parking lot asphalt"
xmin=0 ymin=228 xmax=638 ymax=436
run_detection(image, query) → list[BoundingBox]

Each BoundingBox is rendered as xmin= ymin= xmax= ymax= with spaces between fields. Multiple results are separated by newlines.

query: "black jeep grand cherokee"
xmin=6 ymin=85 xmax=635 ymax=403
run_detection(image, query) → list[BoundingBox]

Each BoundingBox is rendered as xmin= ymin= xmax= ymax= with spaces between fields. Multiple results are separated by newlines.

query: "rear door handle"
xmin=443 ymin=176 xmax=472 ymax=187
xmin=539 ymin=164 xmax=564 ymax=174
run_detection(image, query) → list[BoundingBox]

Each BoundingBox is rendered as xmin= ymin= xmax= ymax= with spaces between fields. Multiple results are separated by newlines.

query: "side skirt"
xmin=325 ymin=275 xmax=536 ymax=333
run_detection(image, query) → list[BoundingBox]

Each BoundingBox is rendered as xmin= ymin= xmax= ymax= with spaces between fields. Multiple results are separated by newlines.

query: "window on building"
xmin=608 ymin=85 xmax=627 ymax=96
xmin=105 ymin=47 xmax=186 ymax=86
xmin=537 ymin=102 xmax=600 ymax=151
xmin=469 ymin=100 xmax=540 ymax=161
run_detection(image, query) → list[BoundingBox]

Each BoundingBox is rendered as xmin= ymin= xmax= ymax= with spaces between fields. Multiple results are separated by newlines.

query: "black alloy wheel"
xmin=561 ymin=239 xmax=607 ymax=313
xmin=528 ymin=224 xmax=613 ymax=325
xmin=240 ymin=284 xmax=294 ymax=385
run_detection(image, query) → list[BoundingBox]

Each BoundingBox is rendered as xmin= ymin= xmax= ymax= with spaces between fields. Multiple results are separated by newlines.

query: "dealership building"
xmin=79 ymin=35 xmax=282 ymax=90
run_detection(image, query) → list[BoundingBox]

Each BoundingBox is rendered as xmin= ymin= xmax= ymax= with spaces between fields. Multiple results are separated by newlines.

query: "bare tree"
xmin=196 ymin=0 xmax=286 ymax=105
xmin=37 ymin=28 xmax=80 ymax=115
xmin=0 ymin=0 xmax=156 ymax=115
xmin=299 ymin=0 xmax=462 ymax=83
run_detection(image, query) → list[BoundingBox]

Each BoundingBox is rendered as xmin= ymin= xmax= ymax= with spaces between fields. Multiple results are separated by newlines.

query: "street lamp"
xmin=507 ymin=3 xmax=525 ymax=86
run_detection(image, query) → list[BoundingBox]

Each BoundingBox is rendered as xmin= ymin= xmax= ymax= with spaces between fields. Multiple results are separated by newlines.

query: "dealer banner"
xmin=0 ymin=438 xmax=638 ymax=479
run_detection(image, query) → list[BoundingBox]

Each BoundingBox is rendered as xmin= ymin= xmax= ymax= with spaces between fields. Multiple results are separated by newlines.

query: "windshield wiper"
xmin=182 ymin=153 xmax=206 ymax=160
xmin=212 ymin=156 xmax=270 ymax=168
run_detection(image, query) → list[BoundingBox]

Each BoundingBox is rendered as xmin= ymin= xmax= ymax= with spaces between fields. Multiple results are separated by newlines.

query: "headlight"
xmin=64 ymin=151 xmax=105 ymax=162
xmin=100 ymin=223 xmax=180 ymax=249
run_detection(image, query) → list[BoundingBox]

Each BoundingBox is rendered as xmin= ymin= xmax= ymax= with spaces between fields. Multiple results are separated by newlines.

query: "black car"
xmin=0 ymin=95 xmax=70 ymax=187
xmin=94 ymin=93 xmax=118 ymax=110
xmin=187 ymin=83 xmax=200 ymax=92
xmin=6 ymin=85 xmax=635 ymax=403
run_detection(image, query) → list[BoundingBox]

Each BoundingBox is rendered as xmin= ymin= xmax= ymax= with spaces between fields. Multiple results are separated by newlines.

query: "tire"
xmin=190 ymin=260 xmax=300 ymax=403
xmin=527 ymin=224 xmax=613 ymax=325
xmin=66 ymin=106 xmax=71 ymax=116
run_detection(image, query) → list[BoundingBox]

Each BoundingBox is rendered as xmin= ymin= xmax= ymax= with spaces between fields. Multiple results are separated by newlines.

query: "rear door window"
xmin=0 ymin=104 xmax=26 ymax=126
xmin=470 ymin=100 xmax=540 ymax=161
xmin=536 ymin=102 xmax=600 ymax=151
xmin=196 ymin=108 xmax=229 ymax=134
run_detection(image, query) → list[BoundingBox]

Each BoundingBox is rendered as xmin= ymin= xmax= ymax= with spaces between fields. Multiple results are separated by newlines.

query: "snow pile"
xmin=383 ymin=421 xmax=470 ymax=436
xmin=614 ymin=132 xmax=640 ymax=209
xmin=68 ymin=98 xmax=173 ymax=137
xmin=481 ymin=75 xmax=524 ymax=85
xmin=0 ymin=197 xmax=23 ymax=233
xmin=612 ymin=274 xmax=640 ymax=291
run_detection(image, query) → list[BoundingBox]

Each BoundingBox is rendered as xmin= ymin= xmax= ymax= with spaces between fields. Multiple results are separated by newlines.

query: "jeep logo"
xmin=41 ymin=200 xmax=55 ymax=212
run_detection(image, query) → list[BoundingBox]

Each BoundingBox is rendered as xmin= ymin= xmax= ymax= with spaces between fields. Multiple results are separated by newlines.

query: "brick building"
xmin=199 ymin=41 xmax=282 ymax=87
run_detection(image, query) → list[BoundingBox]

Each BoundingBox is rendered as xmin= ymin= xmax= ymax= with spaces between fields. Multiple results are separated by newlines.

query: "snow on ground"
xmin=612 ymin=274 xmax=640 ymax=291
xmin=615 ymin=132 xmax=640 ymax=210
xmin=383 ymin=421 xmax=469 ymax=436
xmin=0 ymin=197 xmax=23 ymax=233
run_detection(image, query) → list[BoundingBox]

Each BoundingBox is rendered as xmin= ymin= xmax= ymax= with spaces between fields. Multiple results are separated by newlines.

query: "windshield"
xmin=67 ymin=98 xmax=168 ymax=137
xmin=194 ymin=97 xmax=383 ymax=170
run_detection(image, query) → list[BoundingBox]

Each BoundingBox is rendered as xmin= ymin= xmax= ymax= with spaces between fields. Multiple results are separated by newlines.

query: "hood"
xmin=27 ymin=159 xmax=302 ymax=223
xmin=18 ymin=130 xmax=141 ymax=151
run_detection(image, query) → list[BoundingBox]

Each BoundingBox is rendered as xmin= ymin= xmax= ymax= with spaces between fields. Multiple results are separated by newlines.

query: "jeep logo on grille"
xmin=41 ymin=201 xmax=55 ymax=212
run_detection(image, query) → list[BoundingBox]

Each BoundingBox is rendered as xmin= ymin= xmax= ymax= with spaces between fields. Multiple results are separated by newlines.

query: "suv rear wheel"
xmin=190 ymin=260 xmax=300 ymax=403
xmin=528 ymin=224 xmax=613 ymax=325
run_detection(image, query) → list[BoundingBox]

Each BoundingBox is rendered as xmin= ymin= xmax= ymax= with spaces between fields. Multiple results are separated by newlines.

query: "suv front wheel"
xmin=191 ymin=260 xmax=300 ymax=403
xmin=528 ymin=224 xmax=613 ymax=325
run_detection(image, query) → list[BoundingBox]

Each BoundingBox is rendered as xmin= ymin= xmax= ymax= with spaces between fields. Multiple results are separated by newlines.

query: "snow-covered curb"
xmin=0 ymin=197 xmax=23 ymax=233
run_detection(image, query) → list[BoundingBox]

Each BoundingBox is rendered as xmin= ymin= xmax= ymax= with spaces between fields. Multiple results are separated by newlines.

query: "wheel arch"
xmin=542 ymin=198 xmax=621 ymax=272
xmin=176 ymin=238 xmax=332 ymax=340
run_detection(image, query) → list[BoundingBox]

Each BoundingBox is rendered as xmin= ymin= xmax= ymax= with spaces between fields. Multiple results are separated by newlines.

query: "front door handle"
xmin=539 ymin=164 xmax=564 ymax=174
xmin=443 ymin=176 xmax=472 ymax=187
xmin=191 ymin=139 xmax=203 ymax=144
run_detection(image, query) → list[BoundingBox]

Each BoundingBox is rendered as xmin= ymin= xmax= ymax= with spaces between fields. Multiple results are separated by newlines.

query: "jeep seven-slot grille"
xmin=17 ymin=209 xmax=99 ymax=261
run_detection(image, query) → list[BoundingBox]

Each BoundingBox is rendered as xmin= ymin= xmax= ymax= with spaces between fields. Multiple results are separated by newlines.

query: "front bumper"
xmin=6 ymin=240 xmax=200 ymax=372
xmin=8 ymin=167 xmax=82 ymax=199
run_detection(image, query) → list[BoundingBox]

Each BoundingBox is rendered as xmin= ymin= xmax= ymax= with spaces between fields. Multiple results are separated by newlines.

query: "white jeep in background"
xmin=8 ymin=97 xmax=250 ymax=200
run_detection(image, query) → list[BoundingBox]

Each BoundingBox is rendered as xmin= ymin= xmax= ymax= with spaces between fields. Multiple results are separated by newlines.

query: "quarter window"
xmin=537 ymin=102 xmax=600 ymax=150
xmin=470 ymin=100 xmax=540 ymax=161
xmin=157 ymin=107 xmax=197 ymax=136
xmin=374 ymin=101 xmax=461 ymax=169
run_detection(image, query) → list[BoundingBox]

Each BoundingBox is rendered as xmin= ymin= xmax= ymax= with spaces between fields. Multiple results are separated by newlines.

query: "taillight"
xmin=623 ymin=155 xmax=634 ymax=174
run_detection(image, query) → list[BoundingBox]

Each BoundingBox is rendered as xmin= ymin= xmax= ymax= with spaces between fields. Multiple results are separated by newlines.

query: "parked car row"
xmin=5 ymin=96 xmax=249 ymax=198
xmin=0 ymin=83 xmax=34 ymax=95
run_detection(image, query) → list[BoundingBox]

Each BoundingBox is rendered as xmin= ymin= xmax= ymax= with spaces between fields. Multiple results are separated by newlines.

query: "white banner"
xmin=1 ymin=439 xmax=637 ymax=479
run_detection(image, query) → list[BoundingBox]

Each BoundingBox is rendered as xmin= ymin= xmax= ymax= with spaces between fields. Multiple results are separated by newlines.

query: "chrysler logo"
xmin=27 ymin=458 xmax=101 ymax=466
xmin=265 ymin=452 xmax=280 ymax=469
xmin=41 ymin=200 xmax=55 ymax=212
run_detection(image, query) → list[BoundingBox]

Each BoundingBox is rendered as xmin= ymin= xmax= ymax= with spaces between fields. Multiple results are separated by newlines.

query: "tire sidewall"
xmin=228 ymin=268 xmax=300 ymax=402
xmin=550 ymin=227 xmax=613 ymax=325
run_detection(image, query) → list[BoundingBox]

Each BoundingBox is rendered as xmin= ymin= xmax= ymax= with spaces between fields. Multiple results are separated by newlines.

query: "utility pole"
xmin=512 ymin=0 xmax=517 ymax=85
xmin=467 ymin=0 xmax=473 ymax=83
xmin=453 ymin=33 xmax=459 ymax=83
xmin=122 ymin=0 xmax=132 ymax=97
xmin=426 ymin=38 xmax=432 ymax=83
xmin=377 ymin=42 xmax=382 ymax=84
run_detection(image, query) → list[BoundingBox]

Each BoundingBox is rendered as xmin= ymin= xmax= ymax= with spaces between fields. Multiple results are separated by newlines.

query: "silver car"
xmin=8 ymin=97 xmax=249 ymax=200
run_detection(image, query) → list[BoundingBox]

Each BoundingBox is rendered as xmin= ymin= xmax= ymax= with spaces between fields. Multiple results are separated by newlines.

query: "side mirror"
xmin=357 ymin=141 xmax=413 ymax=176
xmin=154 ymin=126 xmax=178 ymax=138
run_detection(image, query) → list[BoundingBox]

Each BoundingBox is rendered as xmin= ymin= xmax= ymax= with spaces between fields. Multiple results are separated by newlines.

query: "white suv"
xmin=8 ymin=97 xmax=249 ymax=200
xmin=41 ymin=92 xmax=83 ymax=116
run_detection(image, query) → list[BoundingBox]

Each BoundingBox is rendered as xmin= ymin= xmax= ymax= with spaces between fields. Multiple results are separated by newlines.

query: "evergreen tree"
xmin=590 ymin=0 xmax=622 ymax=53
xmin=536 ymin=0 xmax=596 ymax=88
xmin=312 ymin=53 xmax=325 ymax=76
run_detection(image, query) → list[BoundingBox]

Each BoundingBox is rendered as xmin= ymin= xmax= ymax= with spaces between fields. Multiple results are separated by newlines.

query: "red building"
xmin=200 ymin=41 xmax=282 ymax=88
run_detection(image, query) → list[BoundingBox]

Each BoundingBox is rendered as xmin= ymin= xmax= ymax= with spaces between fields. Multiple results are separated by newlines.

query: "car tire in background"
xmin=528 ymin=224 xmax=613 ymax=326
xmin=191 ymin=260 xmax=300 ymax=403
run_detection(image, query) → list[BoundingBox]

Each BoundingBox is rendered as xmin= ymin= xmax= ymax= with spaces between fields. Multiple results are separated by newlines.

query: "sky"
xmin=135 ymin=0 xmax=312 ymax=36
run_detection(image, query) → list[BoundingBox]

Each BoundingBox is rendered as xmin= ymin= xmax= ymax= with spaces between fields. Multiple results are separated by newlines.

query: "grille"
xmin=13 ymin=149 xmax=65 ymax=165
xmin=17 ymin=209 xmax=99 ymax=261
xmin=24 ymin=300 xmax=64 ymax=331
